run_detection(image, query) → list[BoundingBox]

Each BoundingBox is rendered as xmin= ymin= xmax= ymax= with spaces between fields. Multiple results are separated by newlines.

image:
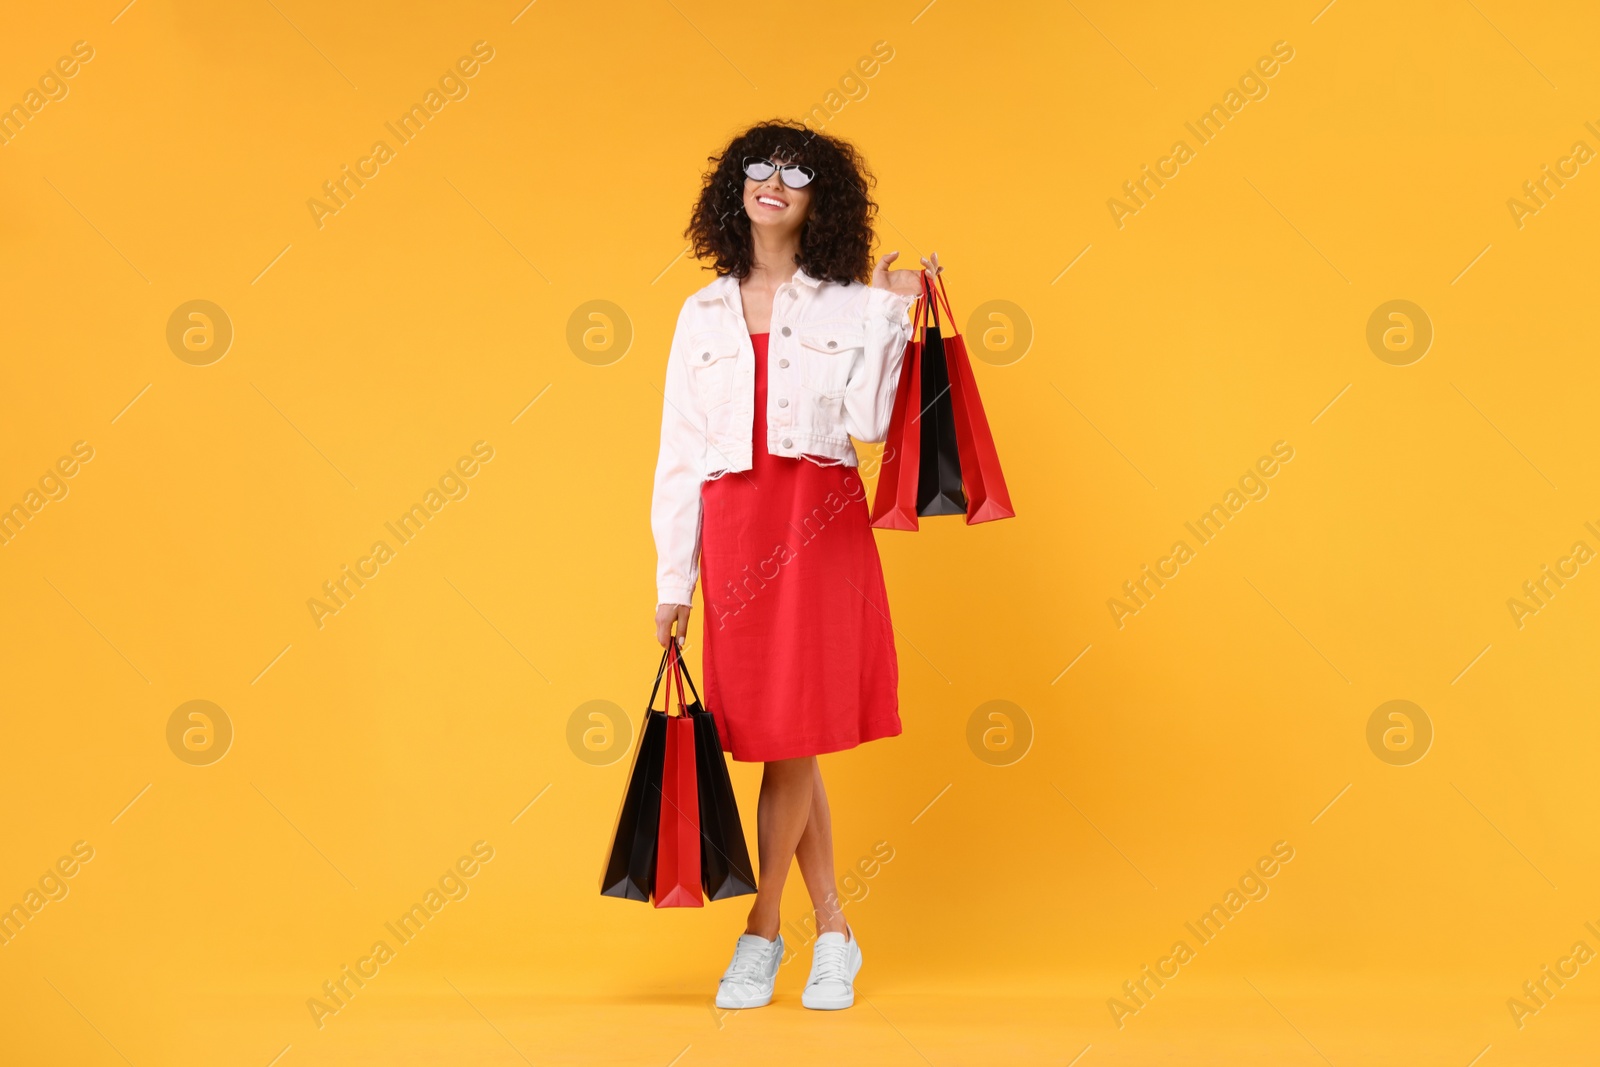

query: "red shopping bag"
xmin=933 ymin=273 xmax=1015 ymax=524
xmin=652 ymin=643 xmax=703 ymax=908
xmin=868 ymin=273 xmax=931 ymax=530
xmin=870 ymin=270 xmax=1015 ymax=528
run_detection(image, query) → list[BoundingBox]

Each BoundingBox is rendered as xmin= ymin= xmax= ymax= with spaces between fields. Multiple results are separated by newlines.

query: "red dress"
xmin=699 ymin=332 xmax=902 ymax=762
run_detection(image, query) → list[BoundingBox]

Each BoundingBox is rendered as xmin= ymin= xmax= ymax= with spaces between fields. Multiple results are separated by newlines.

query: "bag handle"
xmin=665 ymin=640 xmax=687 ymax=716
xmin=931 ymin=272 xmax=960 ymax=337
xmin=671 ymin=641 xmax=704 ymax=710
xmin=922 ymin=269 xmax=941 ymax=333
xmin=647 ymin=644 xmax=673 ymax=712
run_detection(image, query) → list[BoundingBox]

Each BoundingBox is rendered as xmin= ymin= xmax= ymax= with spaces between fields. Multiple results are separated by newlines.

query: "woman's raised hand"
xmin=872 ymin=250 xmax=942 ymax=297
xmin=656 ymin=602 xmax=691 ymax=649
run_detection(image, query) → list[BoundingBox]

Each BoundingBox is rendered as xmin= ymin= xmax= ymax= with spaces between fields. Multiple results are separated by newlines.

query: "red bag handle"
xmin=931 ymin=272 xmax=960 ymax=337
xmin=665 ymin=641 xmax=685 ymax=716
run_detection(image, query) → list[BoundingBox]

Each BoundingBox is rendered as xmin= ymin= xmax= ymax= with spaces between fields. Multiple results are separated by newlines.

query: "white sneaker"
xmin=801 ymin=928 xmax=862 ymax=1010
xmin=716 ymin=932 xmax=784 ymax=1009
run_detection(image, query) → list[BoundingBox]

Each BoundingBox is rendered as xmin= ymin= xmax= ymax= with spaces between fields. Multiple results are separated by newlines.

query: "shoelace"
xmin=723 ymin=939 xmax=770 ymax=984
xmin=809 ymin=940 xmax=851 ymax=986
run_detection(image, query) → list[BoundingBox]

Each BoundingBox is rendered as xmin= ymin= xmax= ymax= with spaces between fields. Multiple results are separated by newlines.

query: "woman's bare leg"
xmin=795 ymin=759 xmax=848 ymax=937
xmin=746 ymin=756 xmax=815 ymax=939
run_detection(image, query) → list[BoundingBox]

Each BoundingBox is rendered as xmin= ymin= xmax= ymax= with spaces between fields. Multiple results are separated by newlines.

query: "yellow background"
xmin=2 ymin=0 xmax=1597 ymax=1063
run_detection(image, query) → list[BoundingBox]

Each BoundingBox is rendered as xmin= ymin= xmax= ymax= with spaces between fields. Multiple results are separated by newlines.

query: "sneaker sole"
xmin=800 ymin=989 xmax=855 ymax=1010
xmin=716 ymin=990 xmax=774 ymax=1009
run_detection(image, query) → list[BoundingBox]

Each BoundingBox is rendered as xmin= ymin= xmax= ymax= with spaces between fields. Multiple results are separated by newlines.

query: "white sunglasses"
xmin=742 ymin=157 xmax=816 ymax=189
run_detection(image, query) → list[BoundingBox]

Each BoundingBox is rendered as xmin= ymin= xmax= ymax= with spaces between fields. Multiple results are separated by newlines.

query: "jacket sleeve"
xmin=651 ymin=301 xmax=706 ymax=607
xmin=844 ymin=285 xmax=918 ymax=444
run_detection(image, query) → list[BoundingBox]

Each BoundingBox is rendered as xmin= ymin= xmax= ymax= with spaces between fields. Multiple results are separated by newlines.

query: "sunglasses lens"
xmin=780 ymin=167 xmax=814 ymax=188
xmin=744 ymin=159 xmax=776 ymax=181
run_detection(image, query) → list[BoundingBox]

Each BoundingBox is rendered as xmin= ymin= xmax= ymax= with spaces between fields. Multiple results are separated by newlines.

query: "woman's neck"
xmin=746 ymin=228 xmax=801 ymax=290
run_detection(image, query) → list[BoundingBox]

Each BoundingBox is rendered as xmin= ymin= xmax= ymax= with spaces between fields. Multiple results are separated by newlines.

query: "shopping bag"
xmin=672 ymin=647 xmax=757 ymax=900
xmin=598 ymin=648 xmax=672 ymax=901
xmin=870 ymin=270 xmax=1016 ymax=528
xmin=932 ymin=274 xmax=1016 ymax=524
xmin=869 ymin=275 xmax=930 ymax=530
xmin=653 ymin=711 xmax=703 ymax=907
xmin=916 ymin=272 xmax=968 ymax=517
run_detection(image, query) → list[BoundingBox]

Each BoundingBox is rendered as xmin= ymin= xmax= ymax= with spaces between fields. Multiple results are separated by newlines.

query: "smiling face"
xmin=742 ymin=157 xmax=812 ymax=235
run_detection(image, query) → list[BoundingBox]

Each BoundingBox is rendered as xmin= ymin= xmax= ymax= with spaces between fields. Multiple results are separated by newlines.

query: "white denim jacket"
xmin=652 ymin=267 xmax=917 ymax=606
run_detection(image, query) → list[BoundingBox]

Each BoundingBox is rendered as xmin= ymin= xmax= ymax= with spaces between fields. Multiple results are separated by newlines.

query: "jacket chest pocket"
xmin=688 ymin=331 xmax=740 ymax=410
xmin=797 ymin=326 xmax=864 ymax=400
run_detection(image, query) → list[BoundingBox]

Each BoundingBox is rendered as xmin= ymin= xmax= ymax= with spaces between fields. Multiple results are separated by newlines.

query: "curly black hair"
xmin=685 ymin=119 xmax=878 ymax=285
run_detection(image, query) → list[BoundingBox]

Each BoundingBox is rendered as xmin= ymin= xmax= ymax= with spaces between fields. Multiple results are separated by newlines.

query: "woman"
xmin=651 ymin=119 xmax=939 ymax=1011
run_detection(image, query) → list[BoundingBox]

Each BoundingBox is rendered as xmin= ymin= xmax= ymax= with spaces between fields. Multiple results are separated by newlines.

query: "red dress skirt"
xmin=699 ymin=332 xmax=902 ymax=763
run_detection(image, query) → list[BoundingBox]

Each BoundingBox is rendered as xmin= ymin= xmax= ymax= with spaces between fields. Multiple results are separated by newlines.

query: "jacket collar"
xmin=695 ymin=266 xmax=824 ymax=303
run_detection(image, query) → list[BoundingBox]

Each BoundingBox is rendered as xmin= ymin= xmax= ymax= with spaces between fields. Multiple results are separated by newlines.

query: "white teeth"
xmin=758 ymin=196 xmax=786 ymax=207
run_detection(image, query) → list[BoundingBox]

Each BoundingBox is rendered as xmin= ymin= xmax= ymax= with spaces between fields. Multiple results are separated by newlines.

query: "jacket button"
xmin=701 ymin=352 xmax=710 ymax=361
xmin=782 ymin=437 xmax=793 ymax=448
xmin=827 ymin=340 xmax=837 ymax=349
xmin=781 ymin=326 xmax=791 ymax=336
xmin=778 ymin=398 xmax=789 ymax=407
xmin=778 ymin=358 xmax=789 ymax=368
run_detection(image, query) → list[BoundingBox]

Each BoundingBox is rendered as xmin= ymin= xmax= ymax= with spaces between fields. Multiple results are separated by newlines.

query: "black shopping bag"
xmin=916 ymin=272 xmax=968 ymax=517
xmin=674 ymin=651 xmax=757 ymax=900
xmin=599 ymin=648 xmax=673 ymax=901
